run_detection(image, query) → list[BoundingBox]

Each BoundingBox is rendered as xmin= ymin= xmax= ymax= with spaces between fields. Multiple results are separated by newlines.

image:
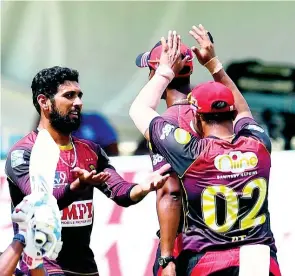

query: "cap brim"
xmin=135 ymin=52 xmax=150 ymax=68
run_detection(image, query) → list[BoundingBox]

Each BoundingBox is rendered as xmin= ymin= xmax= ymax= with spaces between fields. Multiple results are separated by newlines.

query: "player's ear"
xmin=37 ymin=94 xmax=50 ymax=111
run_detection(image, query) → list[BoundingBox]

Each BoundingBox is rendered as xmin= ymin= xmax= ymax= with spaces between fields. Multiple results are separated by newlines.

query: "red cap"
xmin=190 ymin=81 xmax=235 ymax=113
xmin=136 ymin=41 xmax=194 ymax=78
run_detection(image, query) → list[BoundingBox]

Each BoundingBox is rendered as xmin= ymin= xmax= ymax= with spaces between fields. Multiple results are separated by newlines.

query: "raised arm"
xmin=189 ymin=24 xmax=253 ymax=123
xmin=129 ymin=31 xmax=189 ymax=140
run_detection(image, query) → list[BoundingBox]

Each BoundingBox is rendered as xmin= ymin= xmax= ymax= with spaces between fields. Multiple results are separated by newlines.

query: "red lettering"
xmin=62 ymin=205 xmax=78 ymax=220
xmin=77 ymin=203 xmax=87 ymax=219
xmin=23 ymin=253 xmax=33 ymax=266
xmin=85 ymin=202 xmax=93 ymax=218
xmin=105 ymin=242 xmax=122 ymax=276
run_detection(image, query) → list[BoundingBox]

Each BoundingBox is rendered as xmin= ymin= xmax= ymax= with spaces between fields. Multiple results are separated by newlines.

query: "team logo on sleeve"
xmin=11 ymin=150 xmax=25 ymax=168
xmin=246 ymin=124 xmax=265 ymax=133
xmin=174 ymin=128 xmax=191 ymax=145
xmin=214 ymin=151 xmax=258 ymax=173
xmin=160 ymin=124 xmax=175 ymax=140
xmin=152 ymin=154 xmax=164 ymax=166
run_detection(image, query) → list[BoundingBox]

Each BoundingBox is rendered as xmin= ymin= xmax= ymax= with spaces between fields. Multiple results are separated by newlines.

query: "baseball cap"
xmin=190 ymin=81 xmax=235 ymax=113
xmin=135 ymin=41 xmax=194 ymax=78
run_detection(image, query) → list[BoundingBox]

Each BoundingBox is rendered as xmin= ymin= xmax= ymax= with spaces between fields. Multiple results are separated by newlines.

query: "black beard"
xmin=49 ymin=103 xmax=81 ymax=135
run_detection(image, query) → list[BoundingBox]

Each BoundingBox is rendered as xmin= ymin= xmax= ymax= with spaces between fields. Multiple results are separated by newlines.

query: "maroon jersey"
xmin=5 ymin=130 xmax=137 ymax=275
xmin=149 ymin=103 xmax=199 ymax=172
xmin=149 ymin=116 xmax=276 ymax=253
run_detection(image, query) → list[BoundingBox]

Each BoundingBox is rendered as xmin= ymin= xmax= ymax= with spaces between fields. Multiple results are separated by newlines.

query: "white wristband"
xmin=204 ymin=57 xmax=223 ymax=75
xmin=155 ymin=65 xmax=175 ymax=82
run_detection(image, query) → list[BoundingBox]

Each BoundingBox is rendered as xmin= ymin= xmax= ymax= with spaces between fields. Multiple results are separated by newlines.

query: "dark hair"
xmin=31 ymin=66 xmax=79 ymax=114
xmin=200 ymin=101 xmax=236 ymax=124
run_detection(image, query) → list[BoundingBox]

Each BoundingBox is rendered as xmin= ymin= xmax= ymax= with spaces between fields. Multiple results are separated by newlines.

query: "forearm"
xmin=208 ymin=63 xmax=252 ymax=120
xmin=0 ymin=240 xmax=24 ymax=276
xmin=30 ymin=267 xmax=47 ymax=276
xmin=157 ymin=177 xmax=181 ymax=256
xmin=96 ymin=167 xmax=138 ymax=207
xmin=129 ymin=184 xmax=147 ymax=203
xmin=129 ymin=73 xmax=170 ymax=137
xmin=55 ymin=181 xmax=81 ymax=210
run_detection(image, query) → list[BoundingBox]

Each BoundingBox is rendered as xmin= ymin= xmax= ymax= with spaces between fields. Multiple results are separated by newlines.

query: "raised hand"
xmin=159 ymin=30 xmax=190 ymax=76
xmin=189 ymin=24 xmax=216 ymax=65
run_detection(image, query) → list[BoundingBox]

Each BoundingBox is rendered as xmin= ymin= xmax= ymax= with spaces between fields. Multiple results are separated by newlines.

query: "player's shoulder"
xmin=72 ymin=136 xmax=102 ymax=154
xmin=8 ymin=131 xmax=36 ymax=155
xmin=234 ymin=117 xmax=271 ymax=152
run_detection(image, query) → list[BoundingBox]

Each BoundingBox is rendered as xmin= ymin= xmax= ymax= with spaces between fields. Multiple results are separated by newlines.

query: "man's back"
xmin=149 ymin=116 xmax=276 ymax=253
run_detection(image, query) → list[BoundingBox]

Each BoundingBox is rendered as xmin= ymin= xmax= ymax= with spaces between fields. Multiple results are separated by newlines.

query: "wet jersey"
xmin=5 ymin=130 xmax=136 ymax=275
xmin=149 ymin=116 xmax=276 ymax=253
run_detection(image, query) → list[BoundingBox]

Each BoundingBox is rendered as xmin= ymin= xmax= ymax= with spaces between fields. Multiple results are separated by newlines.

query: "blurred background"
xmin=1 ymin=1 xmax=294 ymax=275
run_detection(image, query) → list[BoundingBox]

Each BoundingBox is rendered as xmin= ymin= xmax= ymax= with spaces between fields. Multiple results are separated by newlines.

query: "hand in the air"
xmin=159 ymin=30 xmax=191 ymax=75
xmin=189 ymin=24 xmax=216 ymax=65
xmin=72 ymin=167 xmax=111 ymax=187
xmin=162 ymin=262 xmax=177 ymax=276
xmin=138 ymin=163 xmax=171 ymax=195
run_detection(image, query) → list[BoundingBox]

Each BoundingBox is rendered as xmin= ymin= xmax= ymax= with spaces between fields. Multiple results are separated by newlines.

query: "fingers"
xmin=172 ymin=30 xmax=178 ymax=54
xmin=167 ymin=30 xmax=173 ymax=50
xmin=156 ymin=163 xmax=171 ymax=175
xmin=92 ymin=172 xmax=111 ymax=183
xmin=161 ymin=36 xmax=168 ymax=53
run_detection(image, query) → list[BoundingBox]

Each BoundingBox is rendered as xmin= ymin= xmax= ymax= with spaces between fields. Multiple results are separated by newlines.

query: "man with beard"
xmin=5 ymin=66 xmax=171 ymax=275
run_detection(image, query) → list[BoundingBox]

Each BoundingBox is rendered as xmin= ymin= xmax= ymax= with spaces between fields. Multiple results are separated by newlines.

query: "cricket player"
xmin=5 ymin=66 xmax=170 ymax=275
xmin=129 ymin=29 xmax=281 ymax=275
xmin=136 ymin=40 xmax=197 ymax=276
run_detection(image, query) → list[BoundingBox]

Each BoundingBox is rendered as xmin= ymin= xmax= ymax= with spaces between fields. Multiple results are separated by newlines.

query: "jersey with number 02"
xmin=149 ymin=116 xmax=276 ymax=253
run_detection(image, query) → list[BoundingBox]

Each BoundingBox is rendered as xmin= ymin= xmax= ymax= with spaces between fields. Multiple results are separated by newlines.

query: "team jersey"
xmin=149 ymin=116 xmax=277 ymax=253
xmin=5 ymin=130 xmax=137 ymax=275
xmin=149 ymin=102 xmax=199 ymax=171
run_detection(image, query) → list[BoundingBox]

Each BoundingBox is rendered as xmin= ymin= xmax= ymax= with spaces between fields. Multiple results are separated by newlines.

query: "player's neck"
xmin=166 ymin=89 xmax=187 ymax=108
xmin=204 ymin=121 xmax=235 ymax=142
xmin=38 ymin=121 xmax=71 ymax=146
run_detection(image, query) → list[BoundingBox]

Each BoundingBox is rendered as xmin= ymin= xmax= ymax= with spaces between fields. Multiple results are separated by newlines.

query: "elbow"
xmin=129 ymin=102 xmax=137 ymax=121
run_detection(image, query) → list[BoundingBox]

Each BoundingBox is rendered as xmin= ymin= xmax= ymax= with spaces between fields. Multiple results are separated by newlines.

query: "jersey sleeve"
xmin=5 ymin=147 xmax=80 ymax=210
xmin=149 ymin=117 xmax=203 ymax=177
xmin=234 ymin=117 xmax=271 ymax=153
xmin=95 ymin=145 xmax=137 ymax=207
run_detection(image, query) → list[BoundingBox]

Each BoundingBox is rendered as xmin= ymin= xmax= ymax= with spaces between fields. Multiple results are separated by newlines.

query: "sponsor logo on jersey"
xmin=174 ymin=128 xmax=191 ymax=144
xmin=11 ymin=150 xmax=25 ymax=168
xmin=54 ymin=171 xmax=67 ymax=186
xmin=89 ymin=164 xmax=96 ymax=171
xmin=214 ymin=151 xmax=258 ymax=173
xmin=61 ymin=199 xmax=93 ymax=227
xmin=152 ymin=154 xmax=164 ymax=166
xmin=160 ymin=124 xmax=175 ymax=140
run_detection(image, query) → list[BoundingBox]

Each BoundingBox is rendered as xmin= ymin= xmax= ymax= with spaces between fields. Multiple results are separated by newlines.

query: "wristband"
xmin=155 ymin=65 xmax=175 ymax=82
xmin=13 ymin=233 xmax=26 ymax=247
xmin=204 ymin=57 xmax=223 ymax=75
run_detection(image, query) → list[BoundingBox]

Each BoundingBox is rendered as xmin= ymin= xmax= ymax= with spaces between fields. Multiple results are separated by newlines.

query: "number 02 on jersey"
xmin=201 ymin=178 xmax=267 ymax=233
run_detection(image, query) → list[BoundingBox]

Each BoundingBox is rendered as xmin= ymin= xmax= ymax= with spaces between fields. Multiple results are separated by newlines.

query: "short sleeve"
xmin=149 ymin=117 xmax=202 ymax=177
xmin=234 ymin=117 xmax=271 ymax=153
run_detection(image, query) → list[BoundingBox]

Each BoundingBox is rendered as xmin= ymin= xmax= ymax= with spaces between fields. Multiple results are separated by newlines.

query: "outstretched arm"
xmin=189 ymin=24 xmax=253 ymax=123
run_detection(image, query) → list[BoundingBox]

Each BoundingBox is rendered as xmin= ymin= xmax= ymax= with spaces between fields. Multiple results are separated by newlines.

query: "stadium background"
xmin=1 ymin=1 xmax=294 ymax=275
